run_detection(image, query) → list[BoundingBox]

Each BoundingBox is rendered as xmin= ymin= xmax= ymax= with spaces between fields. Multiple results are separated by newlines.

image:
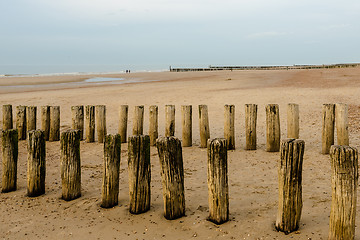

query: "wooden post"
xmin=16 ymin=106 xmax=27 ymax=140
xmin=26 ymin=106 xmax=37 ymax=132
xmin=335 ymin=103 xmax=349 ymax=146
xmin=40 ymin=106 xmax=50 ymax=141
xmin=199 ymin=105 xmax=210 ymax=148
xmin=27 ymin=130 xmax=46 ymax=197
xmin=322 ymin=104 xmax=335 ymax=154
xmin=287 ymin=103 xmax=299 ymax=139
xmin=71 ymin=105 xmax=84 ymax=140
xmin=224 ymin=105 xmax=235 ymax=150
xmin=60 ymin=130 xmax=81 ymax=201
xmin=245 ymin=104 xmax=257 ymax=150
xmin=149 ymin=105 xmax=158 ymax=146
xmin=85 ymin=105 xmax=95 ymax=143
xmin=2 ymin=104 xmax=13 ymax=130
xmin=101 ymin=134 xmax=121 ymax=208
xmin=266 ymin=104 xmax=280 ymax=152
xmin=207 ymin=138 xmax=229 ymax=224
xmin=329 ymin=145 xmax=358 ymax=240
xmin=181 ymin=105 xmax=192 ymax=147
xmin=132 ymin=106 xmax=144 ymax=136
xmin=276 ymin=139 xmax=305 ymax=234
xmin=118 ymin=105 xmax=128 ymax=143
xmin=49 ymin=106 xmax=60 ymax=141
xmin=1 ymin=129 xmax=18 ymax=192
xmin=165 ymin=105 xmax=175 ymax=137
xmin=96 ymin=105 xmax=106 ymax=143
xmin=156 ymin=136 xmax=185 ymax=219
xmin=128 ymin=135 xmax=151 ymax=214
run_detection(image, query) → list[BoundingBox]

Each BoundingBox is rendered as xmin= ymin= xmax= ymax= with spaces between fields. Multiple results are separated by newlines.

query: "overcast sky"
xmin=1 ymin=0 xmax=360 ymax=71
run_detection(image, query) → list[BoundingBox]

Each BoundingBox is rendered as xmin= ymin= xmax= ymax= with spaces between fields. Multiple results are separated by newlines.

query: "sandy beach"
xmin=1 ymin=67 xmax=360 ymax=239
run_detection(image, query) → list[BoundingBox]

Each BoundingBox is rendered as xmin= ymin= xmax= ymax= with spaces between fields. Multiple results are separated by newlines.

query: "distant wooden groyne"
xmin=170 ymin=63 xmax=360 ymax=72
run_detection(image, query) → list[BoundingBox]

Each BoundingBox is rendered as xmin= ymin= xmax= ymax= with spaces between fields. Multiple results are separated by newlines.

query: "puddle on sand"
xmin=84 ymin=77 xmax=125 ymax=83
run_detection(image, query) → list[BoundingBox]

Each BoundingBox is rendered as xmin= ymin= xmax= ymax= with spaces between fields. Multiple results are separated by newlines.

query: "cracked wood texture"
xmin=199 ymin=105 xmax=210 ymax=148
xmin=266 ymin=104 xmax=280 ymax=152
xmin=49 ymin=106 xmax=60 ymax=141
xmin=96 ymin=105 xmax=106 ymax=143
xmin=26 ymin=106 xmax=37 ymax=132
xmin=245 ymin=104 xmax=257 ymax=150
xmin=181 ymin=105 xmax=192 ymax=147
xmin=165 ymin=105 xmax=175 ymax=137
xmin=16 ymin=105 xmax=27 ymax=140
xmin=60 ymin=130 xmax=81 ymax=201
xmin=329 ymin=145 xmax=358 ymax=240
xmin=156 ymin=136 xmax=185 ymax=220
xmin=287 ymin=103 xmax=299 ymax=139
xmin=149 ymin=105 xmax=158 ymax=146
xmin=2 ymin=104 xmax=13 ymax=130
xmin=101 ymin=134 xmax=121 ymax=208
xmin=71 ymin=105 xmax=84 ymax=140
xmin=276 ymin=138 xmax=304 ymax=234
xmin=118 ymin=105 xmax=128 ymax=143
xmin=322 ymin=104 xmax=335 ymax=154
xmin=224 ymin=105 xmax=235 ymax=150
xmin=40 ymin=106 xmax=50 ymax=141
xmin=27 ymin=130 xmax=46 ymax=197
xmin=207 ymin=138 xmax=229 ymax=224
xmin=85 ymin=105 xmax=95 ymax=142
xmin=132 ymin=106 xmax=144 ymax=136
xmin=335 ymin=103 xmax=349 ymax=146
xmin=1 ymin=129 xmax=18 ymax=192
xmin=128 ymin=135 xmax=151 ymax=214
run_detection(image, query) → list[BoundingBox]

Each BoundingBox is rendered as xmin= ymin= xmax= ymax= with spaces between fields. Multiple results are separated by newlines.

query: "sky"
xmin=1 ymin=0 xmax=360 ymax=73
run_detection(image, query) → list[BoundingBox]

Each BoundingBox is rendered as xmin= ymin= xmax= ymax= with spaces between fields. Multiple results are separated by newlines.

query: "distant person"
xmin=126 ymin=70 xmax=128 ymax=73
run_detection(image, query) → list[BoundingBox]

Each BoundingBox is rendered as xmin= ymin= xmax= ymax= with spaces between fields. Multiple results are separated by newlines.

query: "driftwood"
xmin=85 ymin=105 xmax=95 ymax=142
xmin=181 ymin=105 xmax=192 ymax=147
xmin=40 ymin=106 xmax=50 ymax=141
xmin=16 ymin=106 xmax=27 ymax=140
xmin=128 ymin=135 xmax=151 ymax=214
xmin=224 ymin=105 xmax=235 ymax=150
xmin=71 ymin=105 xmax=84 ymax=140
xmin=322 ymin=104 xmax=335 ymax=154
xmin=266 ymin=104 xmax=280 ymax=152
xmin=149 ymin=105 xmax=158 ymax=146
xmin=118 ymin=105 xmax=128 ymax=143
xmin=26 ymin=106 xmax=37 ymax=132
xmin=156 ymin=136 xmax=185 ymax=219
xmin=27 ymin=130 xmax=46 ymax=197
xmin=2 ymin=104 xmax=13 ymax=130
xmin=1 ymin=129 xmax=18 ymax=192
xmin=276 ymin=139 xmax=305 ymax=234
xmin=207 ymin=138 xmax=229 ymax=224
xmin=165 ymin=105 xmax=175 ymax=137
xmin=329 ymin=145 xmax=358 ymax=240
xmin=245 ymin=104 xmax=257 ymax=150
xmin=49 ymin=106 xmax=60 ymax=141
xmin=335 ymin=103 xmax=349 ymax=146
xmin=60 ymin=130 xmax=81 ymax=201
xmin=287 ymin=103 xmax=299 ymax=139
xmin=199 ymin=105 xmax=210 ymax=148
xmin=101 ymin=134 xmax=121 ymax=208
xmin=132 ymin=106 xmax=144 ymax=135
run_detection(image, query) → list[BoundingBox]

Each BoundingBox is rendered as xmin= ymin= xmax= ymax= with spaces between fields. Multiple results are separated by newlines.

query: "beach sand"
xmin=0 ymin=67 xmax=360 ymax=239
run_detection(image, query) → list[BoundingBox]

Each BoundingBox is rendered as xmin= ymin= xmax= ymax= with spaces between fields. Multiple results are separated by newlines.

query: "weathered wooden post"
xmin=26 ymin=106 xmax=37 ymax=132
xmin=207 ymin=138 xmax=229 ymax=224
xmin=156 ymin=137 xmax=185 ymax=219
xmin=181 ymin=105 xmax=192 ymax=147
xmin=118 ymin=105 xmax=128 ymax=143
xmin=1 ymin=129 xmax=18 ymax=192
xmin=27 ymin=130 xmax=46 ymax=197
xmin=287 ymin=103 xmax=299 ymax=139
xmin=245 ymin=104 xmax=257 ymax=150
xmin=132 ymin=106 xmax=144 ymax=136
xmin=224 ymin=105 xmax=235 ymax=150
xmin=329 ymin=145 xmax=358 ymax=240
xmin=2 ymin=104 xmax=13 ymax=130
xmin=335 ymin=103 xmax=349 ymax=146
xmin=40 ymin=106 xmax=50 ymax=141
xmin=16 ymin=106 xmax=27 ymax=140
xmin=128 ymin=135 xmax=151 ymax=214
xmin=149 ymin=105 xmax=158 ymax=146
xmin=60 ymin=130 xmax=81 ymax=201
xmin=85 ymin=105 xmax=95 ymax=142
xmin=199 ymin=105 xmax=210 ymax=148
xmin=322 ymin=104 xmax=335 ymax=154
xmin=71 ymin=105 xmax=84 ymax=140
xmin=276 ymin=139 xmax=305 ymax=234
xmin=49 ymin=106 xmax=60 ymax=141
xmin=101 ymin=134 xmax=121 ymax=208
xmin=96 ymin=105 xmax=106 ymax=143
xmin=165 ymin=105 xmax=175 ymax=137
xmin=266 ymin=104 xmax=280 ymax=152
